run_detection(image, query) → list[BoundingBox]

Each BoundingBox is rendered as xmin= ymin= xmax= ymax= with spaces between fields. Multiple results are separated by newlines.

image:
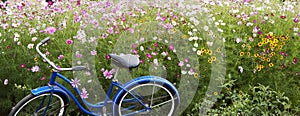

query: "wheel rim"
xmin=118 ymin=83 xmax=176 ymax=116
xmin=14 ymin=93 xmax=65 ymax=116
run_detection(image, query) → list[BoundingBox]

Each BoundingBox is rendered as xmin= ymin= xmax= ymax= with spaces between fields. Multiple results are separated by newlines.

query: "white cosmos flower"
xmin=32 ymin=37 xmax=38 ymax=42
xmin=194 ymin=43 xmax=198 ymax=47
xmin=27 ymin=44 xmax=34 ymax=49
xmin=181 ymin=70 xmax=187 ymax=75
xmin=203 ymin=26 xmax=209 ymax=31
xmin=197 ymin=50 xmax=202 ymax=55
xmin=192 ymin=48 xmax=197 ymax=52
xmin=14 ymin=33 xmax=20 ymax=38
xmin=14 ymin=37 xmax=19 ymax=42
xmin=140 ymin=46 xmax=144 ymax=51
xmin=238 ymin=66 xmax=243 ymax=73
xmin=167 ymin=57 xmax=172 ymax=60
xmin=294 ymin=28 xmax=299 ymax=32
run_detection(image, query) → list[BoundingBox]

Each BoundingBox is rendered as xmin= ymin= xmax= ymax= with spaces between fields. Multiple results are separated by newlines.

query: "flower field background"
xmin=1 ymin=0 xmax=300 ymax=115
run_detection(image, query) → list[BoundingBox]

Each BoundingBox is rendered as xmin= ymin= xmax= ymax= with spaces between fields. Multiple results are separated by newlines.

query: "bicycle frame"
xmin=31 ymin=70 xmax=151 ymax=116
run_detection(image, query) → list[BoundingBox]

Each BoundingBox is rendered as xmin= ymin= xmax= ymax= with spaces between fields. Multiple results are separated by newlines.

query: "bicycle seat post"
xmin=112 ymin=67 xmax=119 ymax=82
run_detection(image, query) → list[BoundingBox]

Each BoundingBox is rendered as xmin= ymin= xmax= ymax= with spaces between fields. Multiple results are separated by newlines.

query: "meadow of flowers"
xmin=0 ymin=0 xmax=300 ymax=115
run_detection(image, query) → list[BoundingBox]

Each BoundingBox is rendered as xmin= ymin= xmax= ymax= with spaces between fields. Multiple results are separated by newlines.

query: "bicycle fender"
xmin=31 ymin=86 xmax=69 ymax=100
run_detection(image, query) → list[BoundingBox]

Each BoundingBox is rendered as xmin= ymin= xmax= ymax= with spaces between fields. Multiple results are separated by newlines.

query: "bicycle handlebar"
xmin=36 ymin=37 xmax=86 ymax=71
xmin=41 ymin=37 xmax=50 ymax=45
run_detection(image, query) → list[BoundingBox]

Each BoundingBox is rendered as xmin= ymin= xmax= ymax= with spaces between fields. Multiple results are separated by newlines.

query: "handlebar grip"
xmin=41 ymin=37 xmax=50 ymax=45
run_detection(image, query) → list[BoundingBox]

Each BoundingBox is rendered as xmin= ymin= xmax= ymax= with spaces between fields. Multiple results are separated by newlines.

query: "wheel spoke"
xmin=10 ymin=93 xmax=66 ymax=116
xmin=150 ymin=82 xmax=156 ymax=107
xmin=118 ymin=83 xmax=179 ymax=115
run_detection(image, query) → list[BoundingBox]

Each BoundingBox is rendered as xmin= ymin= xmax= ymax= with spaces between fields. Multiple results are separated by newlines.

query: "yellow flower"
xmin=259 ymin=65 xmax=264 ymax=69
xmin=266 ymin=58 xmax=271 ymax=62
xmin=247 ymin=45 xmax=252 ymax=49
xmin=213 ymin=91 xmax=218 ymax=96
xmin=256 ymin=66 xmax=262 ymax=71
xmin=182 ymin=35 xmax=188 ymax=39
xmin=239 ymin=91 xmax=243 ymax=97
xmin=270 ymin=45 xmax=275 ymax=49
xmin=194 ymin=73 xmax=199 ymax=78
xmin=281 ymin=42 xmax=285 ymax=45
xmin=217 ymin=48 xmax=221 ymax=52
xmin=207 ymin=50 xmax=212 ymax=55
xmin=240 ymin=52 xmax=244 ymax=56
xmin=211 ymin=56 xmax=216 ymax=61
xmin=270 ymin=43 xmax=274 ymax=46
xmin=271 ymin=52 xmax=275 ymax=56
xmin=262 ymin=38 xmax=267 ymax=42
xmin=285 ymin=35 xmax=289 ymax=40
xmin=34 ymin=57 xmax=38 ymax=62
xmin=254 ymin=53 xmax=259 ymax=57
xmin=261 ymin=57 xmax=265 ymax=61
xmin=278 ymin=45 xmax=283 ymax=49
xmin=263 ymin=41 xmax=267 ymax=44
xmin=208 ymin=59 xmax=213 ymax=63
xmin=273 ymin=39 xmax=278 ymax=43
xmin=269 ymin=63 xmax=274 ymax=67
xmin=201 ymin=48 xmax=205 ymax=52
xmin=280 ymin=56 xmax=284 ymax=60
xmin=258 ymin=42 xmax=263 ymax=47
xmin=263 ymin=54 xmax=266 ymax=57
xmin=247 ymin=52 xmax=251 ymax=56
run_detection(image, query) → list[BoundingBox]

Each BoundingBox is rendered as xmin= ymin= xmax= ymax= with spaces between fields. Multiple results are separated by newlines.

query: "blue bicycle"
xmin=9 ymin=38 xmax=180 ymax=116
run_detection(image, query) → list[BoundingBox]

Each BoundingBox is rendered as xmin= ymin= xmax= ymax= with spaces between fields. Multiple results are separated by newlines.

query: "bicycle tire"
xmin=9 ymin=92 xmax=69 ymax=116
xmin=113 ymin=78 xmax=180 ymax=116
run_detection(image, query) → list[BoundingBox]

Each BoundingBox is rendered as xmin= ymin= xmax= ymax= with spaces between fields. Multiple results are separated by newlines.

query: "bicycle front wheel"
xmin=9 ymin=92 xmax=69 ymax=116
xmin=114 ymin=81 xmax=179 ymax=116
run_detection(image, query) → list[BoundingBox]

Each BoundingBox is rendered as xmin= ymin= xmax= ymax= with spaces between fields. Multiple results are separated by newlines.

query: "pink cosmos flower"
xmin=40 ymin=77 xmax=46 ymax=81
xmin=185 ymin=58 xmax=189 ymax=62
xmin=58 ymin=55 xmax=64 ymax=60
xmin=168 ymin=44 xmax=174 ymax=51
xmin=131 ymin=50 xmax=138 ymax=54
xmin=91 ymin=50 xmax=97 ymax=55
xmin=127 ymin=28 xmax=134 ymax=33
xmin=31 ymin=65 xmax=40 ymax=72
xmin=107 ymin=28 xmax=113 ymax=34
xmin=293 ymin=57 xmax=297 ymax=64
xmin=2 ymin=23 xmax=8 ymax=29
xmin=293 ymin=18 xmax=299 ymax=23
xmin=146 ymin=53 xmax=152 ymax=59
xmin=44 ymin=27 xmax=56 ymax=35
xmin=164 ymin=23 xmax=173 ymax=30
xmin=103 ymin=69 xmax=115 ymax=79
xmin=71 ymin=78 xmax=81 ymax=88
xmin=105 ymin=55 xmax=111 ymax=59
xmin=81 ymin=88 xmax=89 ymax=99
xmin=140 ymin=60 xmax=144 ymax=64
xmin=46 ymin=51 xmax=50 ymax=55
xmin=132 ymin=44 xmax=137 ymax=49
xmin=76 ymin=52 xmax=82 ymax=58
xmin=102 ymin=33 xmax=108 ymax=39
xmin=20 ymin=64 xmax=25 ymax=68
xmin=178 ymin=61 xmax=184 ymax=67
xmin=66 ymin=39 xmax=73 ymax=45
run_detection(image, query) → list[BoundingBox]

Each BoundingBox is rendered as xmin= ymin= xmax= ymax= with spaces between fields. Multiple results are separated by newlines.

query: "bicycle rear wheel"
xmin=114 ymin=81 xmax=179 ymax=116
xmin=9 ymin=92 xmax=69 ymax=116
